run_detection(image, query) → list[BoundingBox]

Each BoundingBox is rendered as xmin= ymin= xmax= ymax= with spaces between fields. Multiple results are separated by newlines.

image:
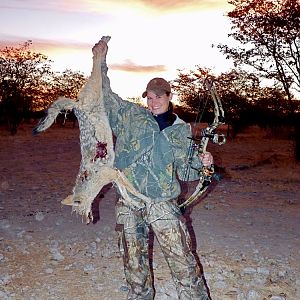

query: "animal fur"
xmin=33 ymin=36 xmax=150 ymax=224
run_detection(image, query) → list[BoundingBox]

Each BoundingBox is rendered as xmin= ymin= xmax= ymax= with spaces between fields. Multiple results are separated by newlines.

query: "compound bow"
xmin=179 ymin=78 xmax=226 ymax=208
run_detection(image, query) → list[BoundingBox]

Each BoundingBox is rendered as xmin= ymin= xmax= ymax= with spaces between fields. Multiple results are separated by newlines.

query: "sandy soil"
xmin=0 ymin=123 xmax=299 ymax=300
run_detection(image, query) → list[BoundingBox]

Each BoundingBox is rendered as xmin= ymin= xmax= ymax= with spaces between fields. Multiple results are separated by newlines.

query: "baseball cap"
xmin=142 ymin=77 xmax=171 ymax=98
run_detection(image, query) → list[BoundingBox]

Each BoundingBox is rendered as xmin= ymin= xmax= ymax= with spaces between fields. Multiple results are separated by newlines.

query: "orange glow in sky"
xmin=0 ymin=0 xmax=234 ymax=99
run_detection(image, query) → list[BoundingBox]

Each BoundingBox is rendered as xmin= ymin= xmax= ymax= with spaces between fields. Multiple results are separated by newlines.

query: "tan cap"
xmin=142 ymin=77 xmax=171 ymax=98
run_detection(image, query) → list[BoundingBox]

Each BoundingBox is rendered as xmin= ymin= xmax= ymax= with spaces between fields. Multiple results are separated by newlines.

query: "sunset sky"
xmin=0 ymin=0 xmax=235 ymax=99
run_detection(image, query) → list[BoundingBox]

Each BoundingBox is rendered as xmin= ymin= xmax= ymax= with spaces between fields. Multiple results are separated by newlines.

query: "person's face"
xmin=146 ymin=91 xmax=172 ymax=115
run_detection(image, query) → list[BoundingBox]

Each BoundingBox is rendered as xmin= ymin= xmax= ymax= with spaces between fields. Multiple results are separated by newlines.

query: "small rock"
xmin=50 ymin=250 xmax=64 ymax=261
xmin=83 ymin=264 xmax=95 ymax=273
xmin=278 ymin=270 xmax=287 ymax=278
xmin=0 ymin=290 xmax=13 ymax=300
xmin=45 ymin=268 xmax=54 ymax=274
xmin=0 ymin=274 xmax=12 ymax=285
xmin=119 ymin=285 xmax=129 ymax=292
xmin=64 ymin=264 xmax=74 ymax=271
xmin=35 ymin=211 xmax=45 ymax=221
xmin=257 ymin=267 xmax=270 ymax=275
xmin=17 ymin=230 xmax=26 ymax=238
xmin=0 ymin=181 xmax=9 ymax=190
xmin=243 ymin=267 xmax=257 ymax=275
xmin=55 ymin=218 xmax=64 ymax=226
xmin=214 ymin=280 xmax=227 ymax=289
xmin=269 ymin=296 xmax=286 ymax=300
xmin=204 ymin=203 xmax=215 ymax=210
xmin=246 ymin=289 xmax=260 ymax=300
xmin=5 ymin=245 xmax=13 ymax=252
xmin=0 ymin=219 xmax=10 ymax=229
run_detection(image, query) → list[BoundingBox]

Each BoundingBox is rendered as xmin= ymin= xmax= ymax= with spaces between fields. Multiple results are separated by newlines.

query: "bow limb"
xmin=179 ymin=79 xmax=226 ymax=208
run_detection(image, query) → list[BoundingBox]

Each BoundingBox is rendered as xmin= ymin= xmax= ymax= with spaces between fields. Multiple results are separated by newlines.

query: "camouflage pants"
xmin=115 ymin=198 xmax=209 ymax=300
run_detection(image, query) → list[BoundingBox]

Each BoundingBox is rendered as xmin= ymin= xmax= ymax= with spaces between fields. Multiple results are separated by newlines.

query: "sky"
xmin=0 ymin=0 xmax=235 ymax=100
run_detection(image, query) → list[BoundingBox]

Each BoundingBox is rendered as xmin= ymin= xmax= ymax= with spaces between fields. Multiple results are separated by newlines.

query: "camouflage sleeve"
xmin=101 ymin=62 xmax=134 ymax=135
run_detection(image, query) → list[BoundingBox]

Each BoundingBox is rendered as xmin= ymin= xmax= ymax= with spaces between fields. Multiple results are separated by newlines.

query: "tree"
xmin=52 ymin=69 xmax=87 ymax=100
xmin=217 ymin=0 xmax=300 ymax=108
xmin=217 ymin=0 xmax=300 ymax=159
xmin=172 ymin=67 xmax=257 ymax=131
xmin=172 ymin=66 xmax=212 ymax=112
xmin=172 ymin=66 xmax=293 ymax=137
xmin=0 ymin=40 xmax=53 ymax=133
xmin=49 ymin=69 xmax=87 ymax=127
xmin=0 ymin=41 xmax=88 ymax=133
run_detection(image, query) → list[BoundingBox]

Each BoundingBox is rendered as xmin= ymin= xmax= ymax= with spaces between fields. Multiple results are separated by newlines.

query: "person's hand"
xmin=199 ymin=152 xmax=214 ymax=167
xmin=92 ymin=39 xmax=108 ymax=61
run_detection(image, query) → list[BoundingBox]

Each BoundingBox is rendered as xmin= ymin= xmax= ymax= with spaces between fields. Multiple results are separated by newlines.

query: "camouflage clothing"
xmin=102 ymin=86 xmax=200 ymax=202
xmin=116 ymin=199 xmax=209 ymax=300
xmin=101 ymin=63 xmax=209 ymax=299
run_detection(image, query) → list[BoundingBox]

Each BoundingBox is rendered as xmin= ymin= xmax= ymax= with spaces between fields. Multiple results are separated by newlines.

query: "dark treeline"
xmin=172 ymin=68 xmax=300 ymax=138
xmin=0 ymin=40 xmax=87 ymax=135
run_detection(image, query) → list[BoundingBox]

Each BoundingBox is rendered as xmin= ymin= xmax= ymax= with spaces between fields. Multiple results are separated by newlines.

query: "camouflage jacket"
xmin=101 ymin=64 xmax=202 ymax=202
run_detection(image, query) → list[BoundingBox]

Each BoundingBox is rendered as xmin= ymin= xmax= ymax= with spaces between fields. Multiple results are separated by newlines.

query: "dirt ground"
xmin=0 ymin=123 xmax=299 ymax=300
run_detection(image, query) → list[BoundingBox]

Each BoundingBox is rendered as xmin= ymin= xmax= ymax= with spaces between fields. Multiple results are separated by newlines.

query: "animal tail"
xmin=32 ymin=97 xmax=77 ymax=135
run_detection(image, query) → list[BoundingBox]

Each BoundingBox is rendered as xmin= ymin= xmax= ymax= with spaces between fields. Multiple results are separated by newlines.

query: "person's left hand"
xmin=199 ymin=152 xmax=214 ymax=167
